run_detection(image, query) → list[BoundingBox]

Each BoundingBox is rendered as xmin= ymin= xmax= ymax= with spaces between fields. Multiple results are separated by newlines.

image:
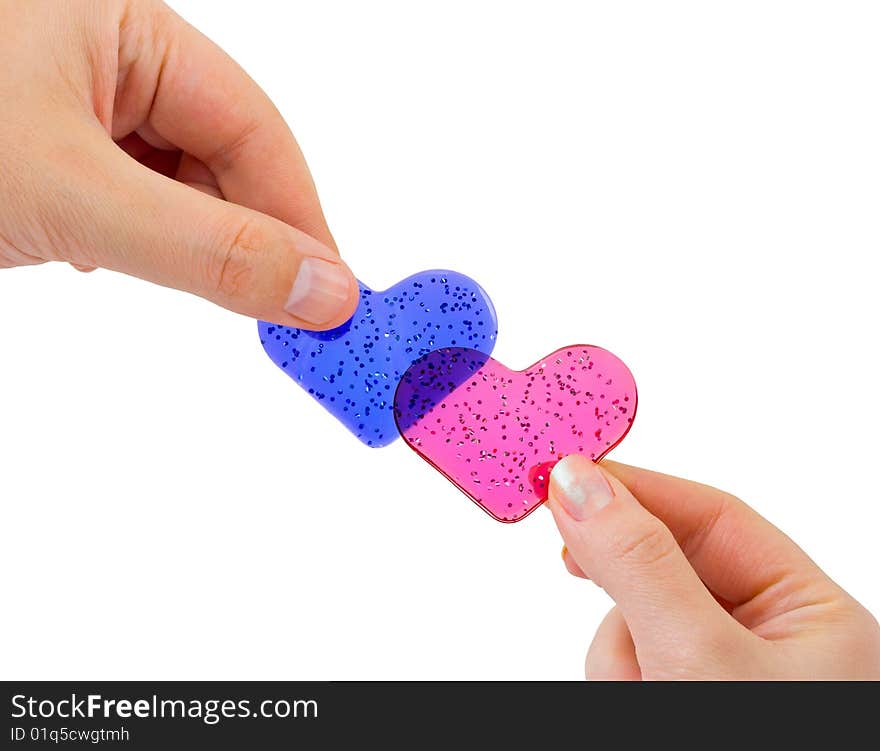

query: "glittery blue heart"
xmin=258 ymin=270 xmax=498 ymax=447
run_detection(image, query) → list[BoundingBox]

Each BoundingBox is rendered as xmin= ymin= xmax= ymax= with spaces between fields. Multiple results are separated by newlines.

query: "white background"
xmin=1 ymin=1 xmax=878 ymax=679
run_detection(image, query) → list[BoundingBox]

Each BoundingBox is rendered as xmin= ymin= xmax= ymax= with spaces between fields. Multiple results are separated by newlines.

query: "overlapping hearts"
xmin=258 ymin=271 xmax=497 ymax=447
xmin=259 ymin=269 xmax=637 ymax=521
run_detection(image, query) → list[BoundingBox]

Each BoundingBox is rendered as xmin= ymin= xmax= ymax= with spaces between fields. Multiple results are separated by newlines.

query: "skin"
xmin=3 ymin=0 xmax=878 ymax=680
xmin=547 ymin=456 xmax=880 ymax=680
xmin=0 ymin=0 xmax=359 ymax=329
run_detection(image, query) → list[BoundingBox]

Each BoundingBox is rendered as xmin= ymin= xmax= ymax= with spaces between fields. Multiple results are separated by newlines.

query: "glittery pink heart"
xmin=394 ymin=346 xmax=637 ymax=522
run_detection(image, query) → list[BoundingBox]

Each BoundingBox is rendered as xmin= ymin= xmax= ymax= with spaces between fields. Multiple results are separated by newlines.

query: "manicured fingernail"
xmin=285 ymin=256 xmax=352 ymax=325
xmin=550 ymin=454 xmax=614 ymax=521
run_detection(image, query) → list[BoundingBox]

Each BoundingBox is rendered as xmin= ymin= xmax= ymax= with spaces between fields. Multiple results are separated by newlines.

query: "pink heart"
xmin=394 ymin=346 xmax=637 ymax=522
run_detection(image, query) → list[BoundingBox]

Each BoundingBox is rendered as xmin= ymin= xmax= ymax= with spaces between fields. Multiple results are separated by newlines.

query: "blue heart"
xmin=258 ymin=270 xmax=498 ymax=447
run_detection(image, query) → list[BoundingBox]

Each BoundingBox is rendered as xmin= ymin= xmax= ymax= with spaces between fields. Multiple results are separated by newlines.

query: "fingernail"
xmin=284 ymin=256 xmax=352 ymax=325
xmin=550 ymin=454 xmax=614 ymax=521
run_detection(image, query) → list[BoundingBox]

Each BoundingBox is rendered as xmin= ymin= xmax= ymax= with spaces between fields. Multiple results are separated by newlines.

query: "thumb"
xmin=547 ymin=454 xmax=732 ymax=659
xmin=56 ymin=142 xmax=359 ymax=329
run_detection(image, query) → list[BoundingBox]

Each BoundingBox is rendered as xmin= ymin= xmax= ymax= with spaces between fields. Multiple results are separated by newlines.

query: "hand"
xmin=546 ymin=455 xmax=880 ymax=680
xmin=0 ymin=0 xmax=358 ymax=329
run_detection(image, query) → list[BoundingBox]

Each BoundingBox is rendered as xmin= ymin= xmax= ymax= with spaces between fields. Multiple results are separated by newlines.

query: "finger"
xmin=585 ymin=607 xmax=641 ymax=681
xmin=600 ymin=461 xmax=838 ymax=624
xmin=547 ymin=454 xmax=733 ymax=654
xmin=114 ymin=133 xmax=180 ymax=179
xmin=561 ymin=546 xmax=588 ymax=579
xmin=52 ymin=132 xmax=358 ymax=328
xmin=113 ymin=1 xmax=336 ymax=248
xmin=117 ymin=134 xmax=222 ymax=197
xmin=176 ymin=153 xmax=223 ymax=198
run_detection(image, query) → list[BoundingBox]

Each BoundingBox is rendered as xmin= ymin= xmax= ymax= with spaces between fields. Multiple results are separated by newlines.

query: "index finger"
xmin=112 ymin=0 xmax=335 ymax=247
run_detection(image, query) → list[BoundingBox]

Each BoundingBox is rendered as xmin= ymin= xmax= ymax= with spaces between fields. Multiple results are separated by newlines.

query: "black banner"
xmin=1 ymin=681 xmax=875 ymax=747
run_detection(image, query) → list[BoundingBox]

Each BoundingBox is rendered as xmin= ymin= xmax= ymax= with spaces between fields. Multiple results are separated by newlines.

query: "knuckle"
xmin=210 ymin=218 xmax=264 ymax=300
xmin=611 ymin=518 xmax=678 ymax=569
